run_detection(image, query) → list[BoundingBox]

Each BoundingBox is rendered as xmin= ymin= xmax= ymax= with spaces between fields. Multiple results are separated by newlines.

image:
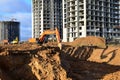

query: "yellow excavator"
xmin=2 ymin=37 xmax=19 ymax=44
xmin=11 ymin=37 xmax=19 ymax=44
xmin=28 ymin=27 xmax=62 ymax=49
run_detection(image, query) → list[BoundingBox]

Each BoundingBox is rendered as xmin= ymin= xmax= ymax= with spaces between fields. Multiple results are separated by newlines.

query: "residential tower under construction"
xmin=63 ymin=0 xmax=120 ymax=42
xmin=32 ymin=0 xmax=63 ymax=39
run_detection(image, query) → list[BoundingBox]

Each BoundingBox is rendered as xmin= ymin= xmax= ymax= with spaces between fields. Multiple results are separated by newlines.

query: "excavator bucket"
xmin=58 ymin=43 xmax=62 ymax=50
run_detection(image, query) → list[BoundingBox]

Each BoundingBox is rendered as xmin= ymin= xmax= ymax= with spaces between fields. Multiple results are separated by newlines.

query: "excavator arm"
xmin=55 ymin=27 xmax=62 ymax=50
xmin=55 ymin=27 xmax=61 ymax=43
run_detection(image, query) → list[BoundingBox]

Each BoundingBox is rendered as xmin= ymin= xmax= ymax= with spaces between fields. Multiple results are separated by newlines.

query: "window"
xmin=79 ymin=32 xmax=82 ymax=36
xmin=72 ymin=33 xmax=73 ymax=37
xmin=79 ymin=27 xmax=82 ymax=30
xmin=67 ymin=33 xmax=70 ymax=37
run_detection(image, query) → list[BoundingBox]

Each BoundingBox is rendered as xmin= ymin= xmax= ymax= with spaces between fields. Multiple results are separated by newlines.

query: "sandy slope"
xmin=0 ymin=43 xmax=120 ymax=80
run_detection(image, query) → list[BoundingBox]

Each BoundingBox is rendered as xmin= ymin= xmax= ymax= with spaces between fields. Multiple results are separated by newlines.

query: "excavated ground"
xmin=0 ymin=42 xmax=120 ymax=80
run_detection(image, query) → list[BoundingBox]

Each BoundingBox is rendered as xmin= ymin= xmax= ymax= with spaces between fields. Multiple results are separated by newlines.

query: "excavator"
xmin=2 ymin=37 xmax=19 ymax=44
xmin=11 ymin=37 xmax=19 ymax=44
xmin=28 ymin=27 xmax=62 ymax=50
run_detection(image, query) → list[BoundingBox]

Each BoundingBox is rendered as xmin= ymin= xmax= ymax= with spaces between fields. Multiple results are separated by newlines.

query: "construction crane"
xmin=0 ymin=15 xmax=17 ymax=21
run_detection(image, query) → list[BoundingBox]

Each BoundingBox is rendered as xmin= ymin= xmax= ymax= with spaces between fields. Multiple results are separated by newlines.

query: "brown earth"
xmin=0 ymin=38 xmax=120 ymax=80
xmin=68 ymin=36 xmax=106 ymax=48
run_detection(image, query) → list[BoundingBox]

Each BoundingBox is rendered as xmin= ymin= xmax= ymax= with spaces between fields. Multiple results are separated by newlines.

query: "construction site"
xmin=0 ymin=0 xmax=120 ymax=80
xmin=0 ymin=29 xmax=120 ymax=80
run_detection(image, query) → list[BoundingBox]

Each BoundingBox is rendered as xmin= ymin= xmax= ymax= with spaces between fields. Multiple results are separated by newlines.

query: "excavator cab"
xmin=38 ymin=35 xmax=49 ymax=43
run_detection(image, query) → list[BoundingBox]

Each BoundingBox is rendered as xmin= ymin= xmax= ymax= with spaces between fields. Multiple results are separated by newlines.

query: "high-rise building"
xmin=63 ymin=0 xmax=120 ymax=42
xmin=32 ymin=0 xmax=63 ymax=39
xmin=0 ymin=21 xmax=20 ymax=42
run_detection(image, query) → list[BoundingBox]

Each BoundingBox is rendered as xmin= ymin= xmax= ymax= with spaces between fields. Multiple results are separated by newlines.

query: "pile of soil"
xmin=0 ymin=42 xmax=120 ymax=80
xmin=71 ymin=36 xmax=106 ymax=48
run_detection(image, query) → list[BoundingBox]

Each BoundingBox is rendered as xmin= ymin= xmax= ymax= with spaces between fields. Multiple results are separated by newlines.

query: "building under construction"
xmin=63 ymin=0 xmax=120 ymax=42
xmin=0 ymin=21 xmax=20 ymax=42
xmin=32 ymin=0 xmax=63 ymax=39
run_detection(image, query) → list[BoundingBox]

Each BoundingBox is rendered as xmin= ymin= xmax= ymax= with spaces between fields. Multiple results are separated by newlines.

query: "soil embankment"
xmin=0 ymin=42 xmax=120 ymax=80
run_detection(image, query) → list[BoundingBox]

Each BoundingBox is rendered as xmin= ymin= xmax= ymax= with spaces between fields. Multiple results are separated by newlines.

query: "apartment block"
xmin=63 ymin=0 xmax=120 ymax=42
xmin=32 ymin=0 xmax=63 ymax=39
xmin=0 ymin=21 xmax=20 ymax=42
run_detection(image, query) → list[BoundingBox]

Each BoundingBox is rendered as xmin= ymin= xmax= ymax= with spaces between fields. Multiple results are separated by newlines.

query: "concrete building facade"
xmin=32 ymin=0 xmax=63 ymax=39
xmin=63 ymin=0 xmax=120 ymax=42
xmin=0 ymin=21 xmax=20 ymax=42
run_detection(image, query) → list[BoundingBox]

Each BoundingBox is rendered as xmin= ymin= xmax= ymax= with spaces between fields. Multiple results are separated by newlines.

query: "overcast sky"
xmin=0 ymin=0 xmax=32 ymax=41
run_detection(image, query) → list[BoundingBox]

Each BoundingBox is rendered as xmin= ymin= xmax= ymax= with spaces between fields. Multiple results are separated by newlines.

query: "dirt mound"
xmin=0 ymin=43 xmax=120 ymax=80
xmin=0 ymin=43 xmax=69 ymax=80
xmin=70 ymin=36 xmax=106 ymax=48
